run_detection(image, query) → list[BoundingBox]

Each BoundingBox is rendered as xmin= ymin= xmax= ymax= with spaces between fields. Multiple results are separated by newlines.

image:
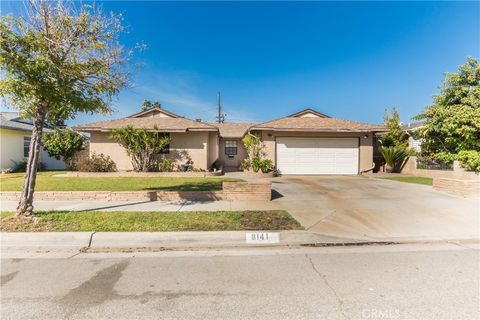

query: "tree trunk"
xmin=16 ymin=103 xmax=48 ymax=216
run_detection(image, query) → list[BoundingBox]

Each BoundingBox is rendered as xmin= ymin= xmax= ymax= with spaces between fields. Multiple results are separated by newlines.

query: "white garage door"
xmin=276 ymin=137 xmax=359 ymax=175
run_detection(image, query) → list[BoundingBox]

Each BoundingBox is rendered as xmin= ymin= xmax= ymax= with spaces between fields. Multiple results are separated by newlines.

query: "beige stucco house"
xmin=74 ymin=107 xmax=386 ymax=175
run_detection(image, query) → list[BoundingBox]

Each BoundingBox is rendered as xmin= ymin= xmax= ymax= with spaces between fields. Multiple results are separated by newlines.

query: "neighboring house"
xmin=401 ymin=122 xmax=425 ymax=152
xmin=74 ymin=107 xmax=386 ymax=175
xmin=0 ymin=112 xmax=67 ymax=170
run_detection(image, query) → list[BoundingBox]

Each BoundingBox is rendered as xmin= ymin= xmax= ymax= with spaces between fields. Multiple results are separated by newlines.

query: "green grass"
xmin=0 ymin=171 xmax=242 ymax=192
xmin=0 ymin=210 xmax=303 ymax=232
xmin=382 ymin=176 xmax=433 ymax=186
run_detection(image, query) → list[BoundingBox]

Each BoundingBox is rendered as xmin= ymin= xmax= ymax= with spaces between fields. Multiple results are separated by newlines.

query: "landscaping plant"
xmin=413 ymin=57 xmax=480 ymax=167
xmin=74 ymin=153 xmax=117 ymax=172
xmin=110 ymin=125 xmax=172 ymax=172
xmin=457 ymin=150 xmax=480 ymax=172
xmin=159 ymin=158 xmax=176 ymax=172
xmin=382 ymin=107 xmax=409 ymax=148
xmin=379 ymin=146 xmax=413 ymax=173
xmin=43 ymin=129 xmax=86 ymax=169
xmin=0 ymin=0 xmax=132 ymax=216
xmin=241 ymin=132 xmax=273 ymax=173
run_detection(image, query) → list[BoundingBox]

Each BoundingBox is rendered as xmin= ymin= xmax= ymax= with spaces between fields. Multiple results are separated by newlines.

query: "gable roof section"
xmin=251 ymin=116 xmax=386 ymax=133
xmin=128 ymin=107 xmax=182 ymax=119
xmin=287 ymin=108 xmax=330 ymax=118
xmin=74 ymin=117 xmax=218 ymax=132
xmin=209 ymin=122 xmax=256 ymax=138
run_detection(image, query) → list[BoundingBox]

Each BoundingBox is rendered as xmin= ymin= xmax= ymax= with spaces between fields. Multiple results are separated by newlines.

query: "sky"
xmin=2 ymin=1 xmax=479 ymax=125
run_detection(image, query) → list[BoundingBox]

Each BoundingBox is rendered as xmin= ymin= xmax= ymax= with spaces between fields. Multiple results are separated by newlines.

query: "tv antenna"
xmin=216 ymin=92 xmax=226 ymax=123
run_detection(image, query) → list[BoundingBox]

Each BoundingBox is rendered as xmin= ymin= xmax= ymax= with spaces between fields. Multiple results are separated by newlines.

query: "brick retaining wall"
xmin=0 ymin=181 xmax=272 ymax=202
xmin=433 ymin=178 xmax=480 ymax=198
xmin=0 ymin=191 xmax=224 ymax=202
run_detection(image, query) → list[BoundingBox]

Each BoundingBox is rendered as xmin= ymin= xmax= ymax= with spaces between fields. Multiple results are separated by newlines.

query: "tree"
xmin=109 ymin=126 xmax=172 ymax=172
xmin=382 ymin=107 xmax=409 ymax=148
xmin=141 ymin=99 xmax=152 ymax=111
xmin=413 ymin=57 xmax=480 ymax=163
xmin=141 ymin=99 xmax=161 ymax=111
xmin=0 ymin=1 xmax=131 ymax=216
xmin=42 ymin=129 xmax=86 ymax=168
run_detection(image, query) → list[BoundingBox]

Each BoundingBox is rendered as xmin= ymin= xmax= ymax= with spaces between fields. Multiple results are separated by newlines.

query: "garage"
xmin=276 ymin=137 xmax=359 ymax=175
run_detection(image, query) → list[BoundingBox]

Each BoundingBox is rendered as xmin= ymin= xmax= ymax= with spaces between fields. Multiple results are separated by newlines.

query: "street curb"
xmin=3 ymin=231 xmax=478 ymax=254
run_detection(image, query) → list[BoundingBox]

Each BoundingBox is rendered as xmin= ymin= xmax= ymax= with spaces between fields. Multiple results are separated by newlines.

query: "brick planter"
xmin=222 ymin=181 xmax=272 ymax=201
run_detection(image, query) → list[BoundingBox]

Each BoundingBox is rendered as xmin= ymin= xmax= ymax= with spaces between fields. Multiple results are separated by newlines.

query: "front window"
xmin=225 ymin=140 xmax=237 ymax=156
xmin=23 ymin=136 xmax=31 ymax=158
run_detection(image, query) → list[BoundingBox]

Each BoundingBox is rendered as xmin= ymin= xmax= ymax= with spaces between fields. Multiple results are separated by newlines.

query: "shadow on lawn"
xmin=141 ymin=181 xmax=223 ymax=192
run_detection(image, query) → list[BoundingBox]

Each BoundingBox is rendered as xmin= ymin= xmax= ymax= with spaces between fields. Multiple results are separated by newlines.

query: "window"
xmin=225 ymin=140 xmax=237 ymax=156
xmin=23 ymin=136 xmax=31 ymax=158
xmin=158 ymin=133 xmax=170 ymax=154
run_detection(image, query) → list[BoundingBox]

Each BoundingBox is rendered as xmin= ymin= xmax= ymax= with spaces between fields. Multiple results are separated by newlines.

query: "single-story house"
xmin=0 ymin=112 xmax=67 ymax=170
xmin=74 ymin=107 xmax=386 ymax=175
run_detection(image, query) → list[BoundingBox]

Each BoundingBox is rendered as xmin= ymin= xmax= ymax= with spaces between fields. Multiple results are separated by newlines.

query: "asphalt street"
xmin=1 ymin=242 xmax=479 ymax=320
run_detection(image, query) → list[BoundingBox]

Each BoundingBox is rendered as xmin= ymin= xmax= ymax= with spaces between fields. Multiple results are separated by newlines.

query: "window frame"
xmin=23 ymin=136 xmax=31 ymax=158
xmin=224 ymin=140 xmax=238 ymax=156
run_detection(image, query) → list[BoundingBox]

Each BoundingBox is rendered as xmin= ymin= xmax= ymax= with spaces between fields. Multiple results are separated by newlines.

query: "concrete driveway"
xmin=271 ymin=175 xmax=479 ymax=240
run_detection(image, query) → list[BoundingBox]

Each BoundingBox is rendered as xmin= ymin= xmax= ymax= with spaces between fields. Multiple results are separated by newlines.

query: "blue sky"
xmin=2 ymin=1 xmax=479 ymax=125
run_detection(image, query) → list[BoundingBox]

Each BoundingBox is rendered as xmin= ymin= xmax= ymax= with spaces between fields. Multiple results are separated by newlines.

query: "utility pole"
xmin=216 ymin=92 xmax=225 ymax=123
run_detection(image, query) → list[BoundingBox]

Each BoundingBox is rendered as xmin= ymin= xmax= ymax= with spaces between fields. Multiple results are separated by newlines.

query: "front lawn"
xmin=0 ymin=172 xmax=241 ymax=192
xmin=0 ymin=210 xmax=303 ymax=232
xmin=382 ymin=176 xmax=433 ymax=186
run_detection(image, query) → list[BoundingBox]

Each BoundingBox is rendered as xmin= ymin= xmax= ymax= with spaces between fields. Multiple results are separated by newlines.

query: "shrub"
xmin=239 ymin=159 xmax=251 ymax=171
xmin=11 ymin=160 xmax=46 ymax=173
xmin=251 ymin=157 xmax=262 ymax=173
xmin=43 ymin=129 xmax=86 ymax=168
xmin=259 ymin=159 xmax=273 ymax=173
xmin=379 ymin=146 xmax=412 ymax=173
xmin=109 ymin=125 xmax=171 ymax=172
xmin=457 ymin=150 xmax=480 ymax=172
xmin=74 ymin=153 xmax=117 ymax=172
xmin=159 ymin=158 xmax=175 ymax=172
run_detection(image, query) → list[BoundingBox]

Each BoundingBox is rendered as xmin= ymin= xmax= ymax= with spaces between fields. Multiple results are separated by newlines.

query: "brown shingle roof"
xmin=209 ymin=122 xmax=255 ymax=138
xmin=74 ymin=117 xmax=218 ymax=132
xmin=250 ymin=117 xmax=386 ymax=132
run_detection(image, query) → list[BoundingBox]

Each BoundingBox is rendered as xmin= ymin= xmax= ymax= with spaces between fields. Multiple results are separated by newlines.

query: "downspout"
xmin=360 ymin=163 xmax=375 ymax=174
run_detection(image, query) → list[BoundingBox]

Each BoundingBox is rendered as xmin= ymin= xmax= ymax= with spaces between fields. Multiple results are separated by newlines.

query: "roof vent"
xmin=195 ymin=118 xmax=202 ymax=122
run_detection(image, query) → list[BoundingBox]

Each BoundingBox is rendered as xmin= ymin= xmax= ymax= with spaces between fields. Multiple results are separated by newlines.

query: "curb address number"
xmin=246 ymin=232 xmax=280 ymax=244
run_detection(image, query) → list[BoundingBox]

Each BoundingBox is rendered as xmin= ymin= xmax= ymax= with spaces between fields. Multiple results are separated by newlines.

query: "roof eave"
xmin=249 ymin=127 xmax=382 ymax=133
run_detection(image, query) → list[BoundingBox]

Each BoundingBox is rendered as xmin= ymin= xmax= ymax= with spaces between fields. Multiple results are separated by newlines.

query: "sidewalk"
xmin=0 ymin=200 xmax=278 ymax=212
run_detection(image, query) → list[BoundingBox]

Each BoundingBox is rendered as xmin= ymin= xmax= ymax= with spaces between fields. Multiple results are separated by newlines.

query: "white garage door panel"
xmin=276 ymin=137 xmax=359 ymax=175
